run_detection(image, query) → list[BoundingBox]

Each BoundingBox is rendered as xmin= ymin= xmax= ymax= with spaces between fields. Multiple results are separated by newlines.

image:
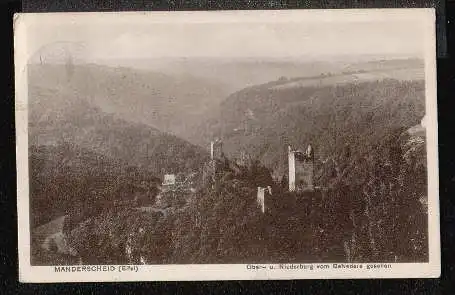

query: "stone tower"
xmin=257 ymin=186 xmax=272 ymax=214
xmin=210 ymin=138 xmax=223 ymax=160
xmin=288 ymin=144 xmax=314 ymax=192
xmin=208 ymin=138 xmax=224 ymax=189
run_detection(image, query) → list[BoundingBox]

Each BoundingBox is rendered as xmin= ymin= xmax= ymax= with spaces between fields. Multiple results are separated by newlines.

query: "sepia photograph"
xmin=14 ymin=9 xmax=439 ymax=281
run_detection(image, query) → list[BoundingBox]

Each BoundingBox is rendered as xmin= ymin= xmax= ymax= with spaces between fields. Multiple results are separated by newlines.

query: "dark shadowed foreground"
xmin=30 ymin=126 xmax=427 ymax=265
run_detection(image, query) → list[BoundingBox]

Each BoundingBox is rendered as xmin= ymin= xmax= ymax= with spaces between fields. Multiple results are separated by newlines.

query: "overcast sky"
xmin=21 ymin=10 xmax=431 ymax=64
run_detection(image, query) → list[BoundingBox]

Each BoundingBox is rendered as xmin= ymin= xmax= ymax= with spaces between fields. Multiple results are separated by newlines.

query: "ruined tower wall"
xmin=295 ymin=157 xmax=306 ymax=191
xmin=288 ymin=148 xmax=296 ymax=192
xmin=208 ymin=140 xmax=224 ymax=189
xmin=257 ymin=187 xmax=265 ymax=213
xmin=257 ymin=186 xmax=272 ymax=213
xmin=210 ymin=140 xmax=223 ymax=160
xmin=298 ymin=160 xmax=314 ymax=191
xmin=288 ymin=145 xmax=315 ymax=193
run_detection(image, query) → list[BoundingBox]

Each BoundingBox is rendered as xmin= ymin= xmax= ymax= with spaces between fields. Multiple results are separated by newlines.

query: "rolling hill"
xmin=28 ymin=58 xmax=429 ymax=265
xmin=28 ymin=64 xmax=212 ymax=228
xmin=28 ymin=74 xmax=210 ymax=175
xmin=114 ymin=56 xmax=424 ymax=93
xmin=189 ymin=60 xmax=426 ymax=178
xmin=28 ymin=63 xmax=230 ymax=137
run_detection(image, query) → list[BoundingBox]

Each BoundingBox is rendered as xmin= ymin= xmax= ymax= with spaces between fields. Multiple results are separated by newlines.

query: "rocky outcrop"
xmin=401 ymin=117 xmax=426 ymax=169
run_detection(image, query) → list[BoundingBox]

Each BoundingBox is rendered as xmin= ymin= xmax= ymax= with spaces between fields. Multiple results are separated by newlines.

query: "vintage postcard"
xmin=14 ymin=9 xmax=439 ymax=282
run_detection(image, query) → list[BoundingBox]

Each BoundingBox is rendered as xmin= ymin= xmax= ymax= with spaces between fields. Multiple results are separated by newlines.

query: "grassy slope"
xmin=190 ymin=61 xmax=425 ymax=177
xmin=28 ymin=63 xmax=230 ymax=136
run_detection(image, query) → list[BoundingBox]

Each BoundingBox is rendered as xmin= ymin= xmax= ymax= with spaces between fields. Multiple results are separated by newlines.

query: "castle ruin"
xmin=206 ymin=138 xmax=224 ymax=188
xmin=210 ymin=138 xmax=223 ymax=160
xmin=288 ymin=144 xmax=315 ymax=192
xmin=257 ymin=186 xmax=272 ymax=214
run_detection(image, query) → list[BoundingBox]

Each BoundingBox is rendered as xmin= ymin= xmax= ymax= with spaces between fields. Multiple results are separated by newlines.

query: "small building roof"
xmin=162 ymin=174 xmax=176 ymax=185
